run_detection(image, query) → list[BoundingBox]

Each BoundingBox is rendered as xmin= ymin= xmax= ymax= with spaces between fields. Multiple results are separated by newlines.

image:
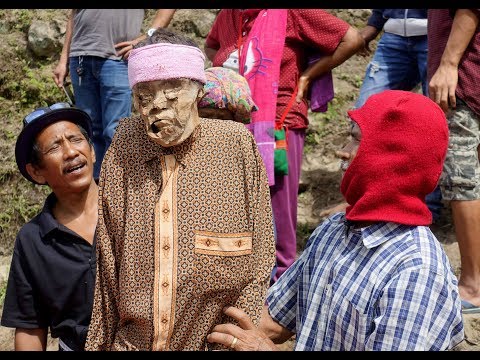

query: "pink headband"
xmin=128 ymin=43 xmax=206 ymax=88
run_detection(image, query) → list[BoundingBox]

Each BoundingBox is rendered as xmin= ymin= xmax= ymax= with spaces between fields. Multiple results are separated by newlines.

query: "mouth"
xmin=150 ymin=119 xmax=172 ymax=133
xmin=64 ymin=161 xmax=86 ymax=174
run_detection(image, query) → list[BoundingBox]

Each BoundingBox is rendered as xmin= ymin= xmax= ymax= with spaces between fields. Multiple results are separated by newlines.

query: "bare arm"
xmin=258 ymin=305 xmax=295 ymax=344
xmin=14 ymin=328 xmax=48 ymax=351
xmin=429 ymin=9 xmax=480 ymax=111
xmin=296 ymin=26 xmax=365 ymax=102
xmin=204 ymin=46 xmax=218 ymax=63
xmin=358 ymin=24 xmax=381 ymax=56
xmin=52 ymin=9 xmax=74 ymax=88
xmin=115 ymin=9 xmax=176 ymax=59
xmin=149 ymin=9 xmax=176 ymax=30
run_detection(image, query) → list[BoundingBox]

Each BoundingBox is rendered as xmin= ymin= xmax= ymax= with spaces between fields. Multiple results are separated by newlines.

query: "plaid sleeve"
xmin=266 ymin=221 xmax=330 ymax=332
xmin=365 ymin=267 xmax=464 ymax=350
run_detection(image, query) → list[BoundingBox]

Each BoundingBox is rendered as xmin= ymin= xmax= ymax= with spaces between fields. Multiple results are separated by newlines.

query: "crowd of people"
xmin=1 ymin=8 xmax=480 ymax=351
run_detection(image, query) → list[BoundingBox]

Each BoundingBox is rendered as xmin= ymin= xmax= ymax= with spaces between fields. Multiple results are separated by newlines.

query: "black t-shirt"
xmin=1 ymin=193 xmax=96 ymax=351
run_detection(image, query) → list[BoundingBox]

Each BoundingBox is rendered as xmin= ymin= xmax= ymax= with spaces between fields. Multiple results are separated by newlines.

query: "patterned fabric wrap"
xmin=128 ymin=43 xmax=206 ymax=88
xmin=199 ymin=67 xmax=258 ymax=124
xmin=239 ymin=9 xmax=288 ymax=186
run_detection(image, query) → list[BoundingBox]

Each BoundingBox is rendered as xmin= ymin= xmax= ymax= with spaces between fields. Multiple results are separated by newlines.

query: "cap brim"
xmin=15 ymin=108 xmax=92 ymax=184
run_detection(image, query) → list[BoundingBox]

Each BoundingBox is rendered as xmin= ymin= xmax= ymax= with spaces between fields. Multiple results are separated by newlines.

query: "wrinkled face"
xmin=26 ymin=121 xmax=95 ymax=191
xmin=336 ymin=121 xmax=361 ymax=173
xmin=133 ymin=78 xmax=203 ymax=147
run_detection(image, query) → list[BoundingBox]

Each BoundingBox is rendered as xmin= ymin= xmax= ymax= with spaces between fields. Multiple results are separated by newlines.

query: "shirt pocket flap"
xmin=194 ymin=231 xmax=253 ymax=256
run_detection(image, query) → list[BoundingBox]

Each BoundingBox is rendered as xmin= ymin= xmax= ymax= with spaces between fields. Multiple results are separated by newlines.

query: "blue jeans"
xmin=70 ymin=56 xmax=132 ymax=178
xmin=355 ymin=32 xmax=442 ymax=222
xmin=355 ymin=32 xmax=428 ymax=108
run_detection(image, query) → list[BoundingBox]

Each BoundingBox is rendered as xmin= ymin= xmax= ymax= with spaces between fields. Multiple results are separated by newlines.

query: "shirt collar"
xmin=37 ymin=179 xmax=99 ymax=241
xmin=38 ymin=192 xmax=61 ymax=239
xmin=346 ymin=220 xmax=407 ymax=249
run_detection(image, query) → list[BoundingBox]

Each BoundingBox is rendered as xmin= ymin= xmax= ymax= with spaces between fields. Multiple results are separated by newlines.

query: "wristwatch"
xmin=147 ymin=28 xmax=157 ymax=37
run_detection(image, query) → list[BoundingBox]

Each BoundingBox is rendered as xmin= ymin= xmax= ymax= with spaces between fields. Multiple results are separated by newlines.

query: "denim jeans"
xmin=355 ymin=32 xmax=428 ymax=108
xmin=355 ymin=32 xmax=442 ymax=221
xmin=70 ymin=56 xmax=132 ymax=179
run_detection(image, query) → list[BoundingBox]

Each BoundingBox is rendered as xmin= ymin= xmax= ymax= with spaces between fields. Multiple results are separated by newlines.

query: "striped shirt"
xmin=267 ymin=213 xmax=464 ymax=351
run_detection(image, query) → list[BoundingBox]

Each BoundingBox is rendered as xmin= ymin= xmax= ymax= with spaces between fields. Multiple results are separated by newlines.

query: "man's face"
xmin=336 ymin=121 xmax=361 ymax=173
xmin=133 ymin=78 xmax=203 ymax=147
xmin=26 ymin=121 xmax=95 ymax=191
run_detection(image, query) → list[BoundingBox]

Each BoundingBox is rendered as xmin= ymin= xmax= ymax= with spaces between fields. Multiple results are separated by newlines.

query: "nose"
xmin=63 ymin=140 xmax=79 ymax=159
xmin=150 ymin=90 xmax=168 ymax=116
xmin=335 ymin=144 xmax=352 ymax=161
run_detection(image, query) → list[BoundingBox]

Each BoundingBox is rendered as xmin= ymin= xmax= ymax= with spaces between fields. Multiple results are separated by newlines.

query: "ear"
xmin=132 ymin=93 xmax=140 ymax=113
xmin=91 ymin=143 xmax=96 ymax=164
xmin=25 ymin=163 xmax=47 ymax=185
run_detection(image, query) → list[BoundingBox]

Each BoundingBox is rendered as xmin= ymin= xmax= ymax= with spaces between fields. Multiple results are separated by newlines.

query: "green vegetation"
xmin=304 ymin=98 xmax=350 ymax=154
xmin=0 ymin=10 xmax=68 ymax=255
xmin=0 ymin=280 xmax=6 ymax=305
xmin=296 ymin=221 xmax=316 ymax=251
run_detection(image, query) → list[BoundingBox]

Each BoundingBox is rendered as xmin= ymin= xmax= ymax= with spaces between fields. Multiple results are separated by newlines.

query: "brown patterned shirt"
xmin=85 ymin=116 xmax=276 ymax=350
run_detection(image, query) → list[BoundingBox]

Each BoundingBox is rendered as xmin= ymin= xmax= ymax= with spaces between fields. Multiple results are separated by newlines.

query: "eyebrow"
xmin=42 ymin=132 xmax=83 ymax=150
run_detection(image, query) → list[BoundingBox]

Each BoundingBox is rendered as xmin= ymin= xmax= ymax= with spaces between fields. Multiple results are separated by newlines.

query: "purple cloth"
xmin=270 ymin=128 xmax=306 ymax=282
xmin=307 ymin=54 xmax=334 ymax=113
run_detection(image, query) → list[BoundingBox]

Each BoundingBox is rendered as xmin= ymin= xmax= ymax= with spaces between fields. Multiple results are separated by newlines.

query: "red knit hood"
xmin=340 ymin=90 xmax=449 ymax=226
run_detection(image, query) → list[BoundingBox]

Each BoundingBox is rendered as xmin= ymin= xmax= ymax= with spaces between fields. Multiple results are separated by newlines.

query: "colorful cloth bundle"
xmin=199 ymin=67 xmax=258 ymax=124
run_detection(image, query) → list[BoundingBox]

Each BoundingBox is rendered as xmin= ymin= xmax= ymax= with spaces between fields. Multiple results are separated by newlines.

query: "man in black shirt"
xmin=1 ymin=102 xmax=98 ymax=351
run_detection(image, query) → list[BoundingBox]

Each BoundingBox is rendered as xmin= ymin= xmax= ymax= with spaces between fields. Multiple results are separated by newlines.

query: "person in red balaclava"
xmin=206 ymin=90 xmax=464 ymax=351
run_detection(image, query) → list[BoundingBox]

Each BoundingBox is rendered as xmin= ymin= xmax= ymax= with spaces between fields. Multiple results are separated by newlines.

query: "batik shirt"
xmin=85 ymin=116 xmax=275 ymax=351
xmin=267 ymin=213 xmax=464 ymax=351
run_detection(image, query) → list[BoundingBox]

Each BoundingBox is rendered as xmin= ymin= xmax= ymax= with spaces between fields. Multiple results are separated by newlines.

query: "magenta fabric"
xmin=239 ymin=9 xmax=288 ymax=186
xmin=270 ymin=128 xmax=306 ymax=282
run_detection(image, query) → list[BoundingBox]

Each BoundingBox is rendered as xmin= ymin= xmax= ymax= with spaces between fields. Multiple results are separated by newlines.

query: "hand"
xmin=357 ymin=25 xmax=379 ymax=57
xmin=428 ymin=63 xmax=458 ymax=112
xmin=115 ymin=36 xmax=145 ymax=60
xmin=296 ymin=75 xmax=310 ymax=103
xmin=319 ymin=202 xmax=348 ymax=219
xmin=357 ymin=41 xmax=372 ymax=57
xmin=52 ymin=62 xmax=68 ymax=88
xmin=207 ymin=306 xmax=279 ymax=351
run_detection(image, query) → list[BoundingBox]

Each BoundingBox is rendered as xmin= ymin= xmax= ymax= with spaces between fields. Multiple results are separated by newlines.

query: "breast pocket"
xmin=324 ymin=286 xmax=370 ymax=351
xmin=194 ymin=231 xmax=252 ymax=256
xmin=194 ymin=230 xmax=254 ymax=291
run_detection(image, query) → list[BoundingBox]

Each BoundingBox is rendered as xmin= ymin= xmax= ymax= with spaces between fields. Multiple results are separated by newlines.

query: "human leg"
xmin=355 ymin=33 xmax=417 ymax=108
xmin=70 ymin=56 xmax=103 ymax=179
xmin=97 ymin=59 xmax=132 ymax=177
xmin=410 ymin=35 xmax=443 ymax=221
xmin=270 ymin=129 xmax=305 ymax=283
xmin=414 ymin=35 xmax=429 ymax=97
xmin=451 ymin=200 xmax=480 ymax=307
xmin=440 ymin=100 xmax=480 ymax=308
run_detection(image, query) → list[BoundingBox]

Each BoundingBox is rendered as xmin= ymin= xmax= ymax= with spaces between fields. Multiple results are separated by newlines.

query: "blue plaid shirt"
xmin=267 ymin=213 xmax=464 ymax=351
